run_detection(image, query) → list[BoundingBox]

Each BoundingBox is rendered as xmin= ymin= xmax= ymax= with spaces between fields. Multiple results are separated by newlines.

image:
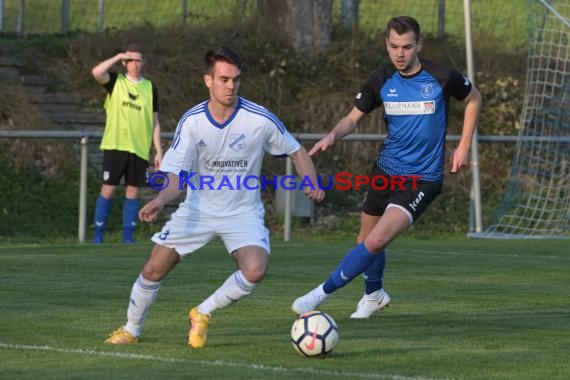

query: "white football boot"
xmin=350 ymin=288 xmax=391 ymax=319
xmin=291 ymin=284 xmax=330 ymax=315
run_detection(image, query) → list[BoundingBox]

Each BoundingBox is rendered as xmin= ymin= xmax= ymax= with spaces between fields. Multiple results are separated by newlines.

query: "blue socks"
xmin=363 ymin=250 xmax=386 ymax=294
xmin=93 ymin=195 xmax=139 ymax=243
xmin=323 ymin=243 xmax=379 ymax=294
xmin=93 ymin=194 xmax=111 ymax=243
xmin=122 ymin=198 xmax=139 ymax=243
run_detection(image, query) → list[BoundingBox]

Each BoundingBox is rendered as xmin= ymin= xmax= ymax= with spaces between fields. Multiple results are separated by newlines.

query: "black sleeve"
xmin=445 ymin=68 xmax=472 ymax=101
xmin=103 ymin=72 xmax=118 ymax=94
xmin=152 ymin=83 xmax=159 ymax=113
xmin=353 ymin=66 xmax=388 ymax=113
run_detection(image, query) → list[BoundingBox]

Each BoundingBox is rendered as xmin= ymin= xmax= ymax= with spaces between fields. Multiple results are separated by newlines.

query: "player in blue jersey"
xmin=292 ymin=16 xmax=481 ymax=318
xmin=104 ymin=46 xmax=325 ymax=348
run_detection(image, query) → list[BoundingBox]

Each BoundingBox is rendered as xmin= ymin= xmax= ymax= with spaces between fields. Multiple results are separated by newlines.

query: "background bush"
xmin=0 ymin=3 xmax=527 ymax=242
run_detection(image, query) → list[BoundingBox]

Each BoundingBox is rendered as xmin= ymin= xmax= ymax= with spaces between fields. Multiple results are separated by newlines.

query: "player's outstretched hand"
xmin=304 ymin=188 xmax=325 ymax=203
xmin=449 ymin=146 xmax=469 ymax=174
xmin=308 ymin=134 xmax=335 ymax=156
xmin=139 ymin=198 xmax=164 ymax=222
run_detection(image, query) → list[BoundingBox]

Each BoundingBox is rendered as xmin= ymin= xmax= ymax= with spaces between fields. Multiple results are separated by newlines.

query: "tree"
xmin=340 ymin=0 xmax=359 ymax=32
xmin=257 ymin=0 xmax=332 ymax=55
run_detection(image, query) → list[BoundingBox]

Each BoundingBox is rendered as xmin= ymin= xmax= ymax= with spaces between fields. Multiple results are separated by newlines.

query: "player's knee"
xmin=363 ymin=236 xmax=388 ymax=253
xmin=125 ymin=186 xmax=139 ymax=199
xmin=141 ymin=262 xmax=168 ymax=282
xmin=100 ymin=186 xmax=116 ymax=199
xmin=241 ymin=266 xmax=267 ymax=283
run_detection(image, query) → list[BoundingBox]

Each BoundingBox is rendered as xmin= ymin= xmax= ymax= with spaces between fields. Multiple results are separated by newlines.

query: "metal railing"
xmin=2 ymin=130 xmax=569 ymax=243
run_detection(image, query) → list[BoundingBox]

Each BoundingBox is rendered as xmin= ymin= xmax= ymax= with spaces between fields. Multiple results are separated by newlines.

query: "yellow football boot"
xmin=188 ymin=307 xmax=210 ymax=349
xmin=104 ymin=326 xmax=138 ymax=345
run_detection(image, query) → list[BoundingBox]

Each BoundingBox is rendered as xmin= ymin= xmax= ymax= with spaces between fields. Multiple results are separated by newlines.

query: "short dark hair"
xmin=204 ymin=46 xmax=242 ymax=74
xmin=125 ymin=43 xmax=143 ymax=55
xmin=386 ymin=16 xmax=421 ymax=42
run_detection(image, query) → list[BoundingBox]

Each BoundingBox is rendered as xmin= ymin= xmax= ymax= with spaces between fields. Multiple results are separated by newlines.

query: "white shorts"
xmin=151 ymin=212 xmax=270 ymax=256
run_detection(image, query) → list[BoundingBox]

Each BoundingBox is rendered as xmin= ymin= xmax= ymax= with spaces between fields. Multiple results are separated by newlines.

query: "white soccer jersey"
xmin=160 ymin=97 xmax=301 ymax=219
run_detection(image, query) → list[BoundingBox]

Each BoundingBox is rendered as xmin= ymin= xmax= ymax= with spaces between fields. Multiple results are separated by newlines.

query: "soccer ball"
xmin=291 ymin=311 xmax=339 ymax=357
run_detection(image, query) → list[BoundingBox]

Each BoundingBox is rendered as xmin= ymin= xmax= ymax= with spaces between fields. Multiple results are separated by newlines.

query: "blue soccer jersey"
xmin=354 ymin=59 xmax=472 ymax=182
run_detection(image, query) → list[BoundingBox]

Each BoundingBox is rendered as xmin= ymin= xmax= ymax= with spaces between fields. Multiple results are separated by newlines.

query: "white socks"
xmin=197 ymin=270 xmax=256 ymax=316
xmin=122 ymin=270 xmax=256 ymax=336
xmin=125 ymin=273 xmax=161 ymax=337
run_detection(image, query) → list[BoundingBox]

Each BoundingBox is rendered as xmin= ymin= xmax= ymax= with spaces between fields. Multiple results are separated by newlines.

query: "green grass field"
xmin=0 ymin=238 xmax=568 ymax=380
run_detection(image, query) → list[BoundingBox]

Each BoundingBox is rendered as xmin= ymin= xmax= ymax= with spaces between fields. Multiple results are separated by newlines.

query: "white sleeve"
xmin=264 ymin=121 xmax=301 ymax=156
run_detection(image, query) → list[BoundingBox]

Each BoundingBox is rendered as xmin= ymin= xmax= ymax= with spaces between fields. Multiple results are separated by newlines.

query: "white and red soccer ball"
xmin=291 ymin=310 xmax=339 ymax=357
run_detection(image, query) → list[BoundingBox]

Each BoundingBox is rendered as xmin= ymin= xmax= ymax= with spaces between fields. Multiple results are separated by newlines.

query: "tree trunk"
xmin=257 ymin=0 xmax=332 ymax=55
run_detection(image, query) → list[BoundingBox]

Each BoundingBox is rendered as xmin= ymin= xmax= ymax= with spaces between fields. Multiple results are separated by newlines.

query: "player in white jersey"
xmin=105 ymin=46 xmax=324 ymax=348
xmin=161 ymin=96 xmax=302 ymax=220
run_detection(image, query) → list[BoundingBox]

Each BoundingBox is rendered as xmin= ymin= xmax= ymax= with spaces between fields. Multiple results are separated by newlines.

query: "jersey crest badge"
xmin=420 ymin=83 xmax=435 ymax=98
xmin=229 ymin=133 xmax=246 ymax=151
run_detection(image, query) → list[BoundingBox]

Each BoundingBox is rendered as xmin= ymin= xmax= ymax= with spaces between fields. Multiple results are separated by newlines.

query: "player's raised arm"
xmin=91 ymin=51 xmax=140 ymax=84
xmin=309 ymin=107 xmax=364 ymax=156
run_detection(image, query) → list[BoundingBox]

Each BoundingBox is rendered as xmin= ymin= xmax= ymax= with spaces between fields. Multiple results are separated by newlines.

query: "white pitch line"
xmin=409 ymin=249 xmax=563 ymax=260
xmin=0 ymin=342 xmax=454 ymax=380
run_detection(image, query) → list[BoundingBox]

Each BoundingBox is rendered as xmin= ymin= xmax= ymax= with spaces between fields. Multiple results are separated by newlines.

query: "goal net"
xmin=474 ymin=0 xmax=570 ymax=239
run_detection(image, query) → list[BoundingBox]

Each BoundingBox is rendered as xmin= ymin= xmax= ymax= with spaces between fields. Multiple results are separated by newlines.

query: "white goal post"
xmin=470 ymin=0 xmax=570 ymax=239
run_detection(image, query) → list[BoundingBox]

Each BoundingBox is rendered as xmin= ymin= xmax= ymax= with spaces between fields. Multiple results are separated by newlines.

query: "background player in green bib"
xmin=91 ymin=44 xmax=163 ymax=243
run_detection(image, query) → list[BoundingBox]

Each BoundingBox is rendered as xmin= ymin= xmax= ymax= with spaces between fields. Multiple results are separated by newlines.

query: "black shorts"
xmin=101 ymin=150 xmax=149 ymax=187
xmin=361 ymin=166 xmax=442 ymax=223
